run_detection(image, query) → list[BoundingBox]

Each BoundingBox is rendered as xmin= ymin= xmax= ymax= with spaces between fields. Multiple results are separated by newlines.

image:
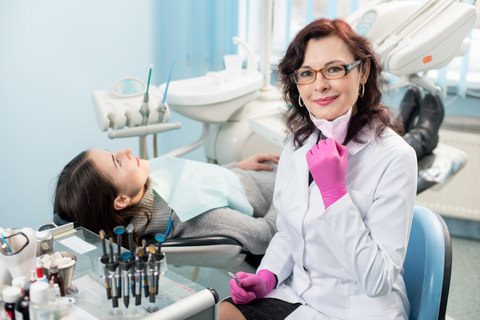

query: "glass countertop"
xmin=54 ymin=227 xmax=205 ymax=319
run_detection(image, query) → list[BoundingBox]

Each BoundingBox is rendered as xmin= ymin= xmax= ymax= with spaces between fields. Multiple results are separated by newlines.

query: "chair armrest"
xmin=163 ymin=235 xmax=243 ymax=247
xmin=157 ymin=236 xmax=247 ymax=269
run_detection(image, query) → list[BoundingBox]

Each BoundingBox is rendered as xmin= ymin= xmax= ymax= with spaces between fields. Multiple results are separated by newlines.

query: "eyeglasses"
xmin=290 ymin=60 xmax=362 ymax=85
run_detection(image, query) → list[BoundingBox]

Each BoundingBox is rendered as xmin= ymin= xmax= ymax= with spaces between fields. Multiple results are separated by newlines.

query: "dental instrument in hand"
xmin=140 ymin=64 xmax=153 ymax=126
xmin=106 ymin=237 xmax=119 ymax=308
xmin=99 ymin=230 xmax=112 ymax=299
xmin=228 ymin=272 xmax=242 ymax=287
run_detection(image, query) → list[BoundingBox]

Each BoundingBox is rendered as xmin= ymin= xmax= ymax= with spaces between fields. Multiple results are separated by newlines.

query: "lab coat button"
xmin=303 ymin=266 xmax=308 ymax=272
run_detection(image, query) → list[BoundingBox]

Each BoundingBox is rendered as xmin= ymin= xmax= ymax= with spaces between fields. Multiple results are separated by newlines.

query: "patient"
xmin=53 ymin=149 xmax=279 ymax=254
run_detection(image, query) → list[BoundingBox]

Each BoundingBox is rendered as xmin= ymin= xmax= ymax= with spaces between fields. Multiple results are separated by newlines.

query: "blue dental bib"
xmin=148 ymin=156 xmax=253 ymax=222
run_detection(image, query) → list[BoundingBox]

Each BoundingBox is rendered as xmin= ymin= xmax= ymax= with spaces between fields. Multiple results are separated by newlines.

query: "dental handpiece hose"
xmin=140 ymin=64 xmax=153 ymax=126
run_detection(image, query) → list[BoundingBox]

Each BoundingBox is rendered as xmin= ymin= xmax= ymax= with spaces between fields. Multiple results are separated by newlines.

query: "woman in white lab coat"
xmin=220 ymin=18 xmax=417 ymax=320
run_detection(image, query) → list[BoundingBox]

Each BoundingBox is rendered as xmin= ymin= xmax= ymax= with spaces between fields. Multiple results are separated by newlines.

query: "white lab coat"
xmin=258 ymin=125 xmax=417 ymax=320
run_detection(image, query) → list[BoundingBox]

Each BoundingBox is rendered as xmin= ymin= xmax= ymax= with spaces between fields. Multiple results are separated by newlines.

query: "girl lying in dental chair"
xmin=53 ymin=150 xmax=278 ymax=255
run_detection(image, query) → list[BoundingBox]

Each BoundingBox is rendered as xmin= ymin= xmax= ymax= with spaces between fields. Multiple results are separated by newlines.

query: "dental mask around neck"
xmin=308 ymin=70 xmax=362 ymax=144
xmin=309 ymin=106 xmax=352 ymax=144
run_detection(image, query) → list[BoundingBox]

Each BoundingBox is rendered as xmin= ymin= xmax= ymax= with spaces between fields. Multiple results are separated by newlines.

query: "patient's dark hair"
xmin=54 ymin=150 xmax=150 ymax=246
xmin=278 ymin=18 xmax=400 ymax=148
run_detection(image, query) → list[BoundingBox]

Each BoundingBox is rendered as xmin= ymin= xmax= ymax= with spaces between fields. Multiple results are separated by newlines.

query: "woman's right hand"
xmin=229 ymin=270 xmax=277 ymax=304
xmin=237 ymin=153 xmax=279 ymax=171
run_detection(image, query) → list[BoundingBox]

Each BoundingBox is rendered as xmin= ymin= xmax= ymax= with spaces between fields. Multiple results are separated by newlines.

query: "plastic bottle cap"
xmin=2 ymin=286 xmax=22 ymax=303
xmin=29 ymin=281 xmax=50 ymax=304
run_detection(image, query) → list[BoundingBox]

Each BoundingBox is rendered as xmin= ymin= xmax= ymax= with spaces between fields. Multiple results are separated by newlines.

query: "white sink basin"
xmin=159 ymin=70 xmax=263 ymax=123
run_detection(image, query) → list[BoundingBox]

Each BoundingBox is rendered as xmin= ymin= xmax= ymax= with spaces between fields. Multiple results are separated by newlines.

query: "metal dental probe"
xmin=140 ymin=64 xmax=153 ymax=126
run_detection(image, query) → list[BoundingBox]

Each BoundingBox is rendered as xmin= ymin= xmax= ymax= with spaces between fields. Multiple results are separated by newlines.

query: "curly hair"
xmin=278 ymin=18 xmax=399 ymax=148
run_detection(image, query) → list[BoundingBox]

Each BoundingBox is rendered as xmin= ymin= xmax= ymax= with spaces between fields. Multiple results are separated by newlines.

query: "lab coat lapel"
xmin=291 ymin=133 xmax=319 ymax=203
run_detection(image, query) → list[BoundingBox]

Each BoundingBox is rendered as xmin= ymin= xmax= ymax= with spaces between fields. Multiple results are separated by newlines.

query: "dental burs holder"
xmin=100 ymin=224 xmax=168 ymax=309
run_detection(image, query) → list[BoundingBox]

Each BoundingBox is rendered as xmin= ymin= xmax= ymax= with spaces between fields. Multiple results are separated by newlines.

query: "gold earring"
xmin=298 ymin=95 xmax=305 ymax=107
xmin=359 ymin=83 xmax=365 ymax=98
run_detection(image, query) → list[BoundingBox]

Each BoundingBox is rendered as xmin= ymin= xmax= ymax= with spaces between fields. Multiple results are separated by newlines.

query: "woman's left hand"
xmin=237 ymin=153 xmax=279 ymax=171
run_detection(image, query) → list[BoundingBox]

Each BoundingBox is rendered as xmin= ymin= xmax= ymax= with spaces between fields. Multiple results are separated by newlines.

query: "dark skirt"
xmin=223 ymin=297 xmax=301 ymax=320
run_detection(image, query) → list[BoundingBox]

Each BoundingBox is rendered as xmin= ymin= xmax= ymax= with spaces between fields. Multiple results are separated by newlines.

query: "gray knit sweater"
xmin=130 ymin=164 xmax=277 ymax=255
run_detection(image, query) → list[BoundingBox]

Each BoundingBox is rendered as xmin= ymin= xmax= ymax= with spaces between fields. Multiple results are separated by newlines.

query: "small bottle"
xmin=3 ymin=286 xmax=22 ymax=320
xmin=28 ymin=281 xmax=52 ymax=320
xmin=14 ymin=283 xmax=31 ymax=320
xmin=47 ymin=265 xmax=64 ymax=297
xmin=29 ymin=270 xmax=36 ymax=284
xmin=35 ymin=258 xmax=46 ymax=282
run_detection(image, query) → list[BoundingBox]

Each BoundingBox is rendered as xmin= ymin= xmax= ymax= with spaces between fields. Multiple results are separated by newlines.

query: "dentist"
xmin=220 ymin=18 xmax=417 ymax=320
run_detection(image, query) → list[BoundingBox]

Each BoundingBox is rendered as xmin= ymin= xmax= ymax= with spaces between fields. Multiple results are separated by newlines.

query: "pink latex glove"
xmin=229 ymin=269 xmax=276 ymax=304
xmin=306 ymin=137 xmax=348 ymax=209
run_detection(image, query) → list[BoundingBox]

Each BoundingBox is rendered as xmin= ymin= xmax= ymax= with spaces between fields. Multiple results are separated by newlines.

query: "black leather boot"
xmin=397 ymin=86 xmax=422 ymax=133
xmin=403 ymin=93 xmax=445 ymax=160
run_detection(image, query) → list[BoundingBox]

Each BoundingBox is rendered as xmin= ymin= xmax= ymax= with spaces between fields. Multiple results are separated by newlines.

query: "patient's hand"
xmin=237 ymin=153 xmax=279 ymax=171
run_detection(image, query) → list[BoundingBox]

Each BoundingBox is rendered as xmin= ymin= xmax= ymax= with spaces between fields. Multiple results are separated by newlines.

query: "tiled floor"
xmin=445 ymin=236 xmax=480 ymax=320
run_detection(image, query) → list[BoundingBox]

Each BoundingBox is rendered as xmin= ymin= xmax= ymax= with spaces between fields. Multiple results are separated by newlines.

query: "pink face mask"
xmin=309 ymin=105 xmax=352 ymax=144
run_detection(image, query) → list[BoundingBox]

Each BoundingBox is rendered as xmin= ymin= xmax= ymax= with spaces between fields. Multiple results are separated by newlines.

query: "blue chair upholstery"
xmin=404 ymin=205 xmax=452 ymax=320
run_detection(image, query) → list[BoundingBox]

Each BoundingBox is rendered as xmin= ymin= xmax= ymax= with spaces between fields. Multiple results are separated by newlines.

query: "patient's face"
xmin=88 ymin=148 xmax=149 ymax=199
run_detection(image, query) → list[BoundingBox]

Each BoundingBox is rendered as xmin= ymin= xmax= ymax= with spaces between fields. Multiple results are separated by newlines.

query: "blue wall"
xmin=0 ymin=0 xmax=239 ymax=229
xmin=0 ymin=1 xmax=156 ymax=228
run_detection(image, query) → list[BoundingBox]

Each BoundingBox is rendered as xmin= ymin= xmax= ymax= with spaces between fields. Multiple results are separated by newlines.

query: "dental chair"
xmin=404 ymin=205 xmax=452 ymax=320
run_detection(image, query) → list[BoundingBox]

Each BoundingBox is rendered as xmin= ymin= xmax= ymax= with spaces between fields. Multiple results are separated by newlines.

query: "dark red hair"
xmin=278 ymin=18 xmax=399 ymax=148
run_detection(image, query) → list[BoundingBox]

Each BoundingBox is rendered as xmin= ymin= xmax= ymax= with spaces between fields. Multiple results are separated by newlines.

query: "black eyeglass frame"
xmin=290 ymin=60 xmax=363 ymax=85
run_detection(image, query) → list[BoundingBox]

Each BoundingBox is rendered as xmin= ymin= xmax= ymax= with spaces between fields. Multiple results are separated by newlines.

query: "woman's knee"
xmin=219 ymin=301 xmax=246 ymax=320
